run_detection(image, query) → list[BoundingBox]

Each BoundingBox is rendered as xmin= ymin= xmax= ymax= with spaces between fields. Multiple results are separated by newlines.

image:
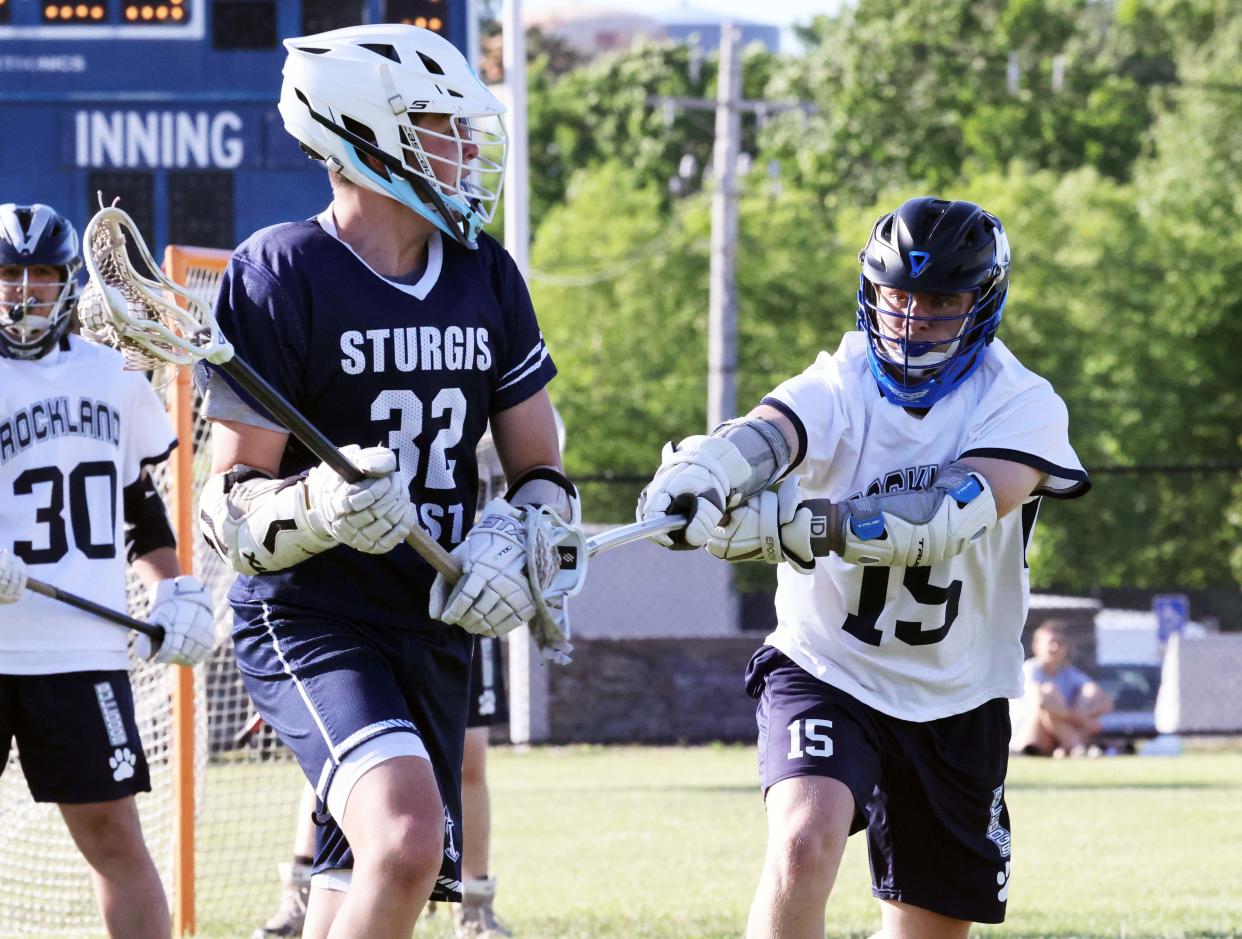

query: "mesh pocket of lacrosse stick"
xmin=524 ymin=506 xmax=588 ymax=662
xmin=78 ymin=200 xmax=234 ymax=371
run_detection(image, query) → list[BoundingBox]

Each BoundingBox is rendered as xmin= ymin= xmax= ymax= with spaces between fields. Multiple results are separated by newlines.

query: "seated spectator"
xmin=1012 ymin=620 xmax=1114 ymax=757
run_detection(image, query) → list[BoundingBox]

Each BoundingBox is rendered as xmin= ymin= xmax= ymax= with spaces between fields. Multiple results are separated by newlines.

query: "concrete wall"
xmin=545 ymin=636 xmax=760 ymax=744
xmin=509 ymin=585 xmax=1110 ymax=744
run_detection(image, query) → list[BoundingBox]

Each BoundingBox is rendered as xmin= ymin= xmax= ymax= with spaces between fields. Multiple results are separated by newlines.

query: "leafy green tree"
xmin=760 ymin=0 xmax=1172 ymax=209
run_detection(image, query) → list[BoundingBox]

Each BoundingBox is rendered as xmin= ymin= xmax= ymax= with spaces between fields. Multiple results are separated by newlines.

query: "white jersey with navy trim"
xmin=0 ymin=336 xmax=176 ymax=674
xmin=762 ymin=331 xmax=1089 ymax=722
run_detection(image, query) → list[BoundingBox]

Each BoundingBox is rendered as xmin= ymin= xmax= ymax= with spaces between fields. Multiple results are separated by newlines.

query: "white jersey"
xmin=0 ymin=336 xmax=176 ymax=674
xmin=763 ymin=332 xmax=1088 ymax=722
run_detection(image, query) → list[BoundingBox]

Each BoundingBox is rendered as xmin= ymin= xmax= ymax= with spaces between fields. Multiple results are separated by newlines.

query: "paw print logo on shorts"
xmin=996 ymin=860 xmax=1011 ymax=902
xmin=109 ymin=747 xmax=136 ymax=782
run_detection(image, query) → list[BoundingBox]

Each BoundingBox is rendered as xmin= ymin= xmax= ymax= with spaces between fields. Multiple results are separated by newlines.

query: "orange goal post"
xmin=0 ymin=245 xmax=303 ymax=938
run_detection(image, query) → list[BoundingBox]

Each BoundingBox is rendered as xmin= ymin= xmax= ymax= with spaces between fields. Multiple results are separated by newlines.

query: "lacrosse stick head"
xmin=78 ymin=201 xmax=234 ymax=370
xmin=524 ymin=506 xmax=588 ymax=665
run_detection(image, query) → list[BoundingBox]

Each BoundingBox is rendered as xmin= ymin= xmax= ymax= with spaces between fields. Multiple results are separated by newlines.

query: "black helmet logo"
xmin=908 ymin=251 xmax=931 ymax=277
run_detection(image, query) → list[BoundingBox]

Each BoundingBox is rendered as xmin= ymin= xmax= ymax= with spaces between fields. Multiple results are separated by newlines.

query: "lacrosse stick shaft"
xmin=25 ymin=577 xmax=165 ymax=642
xmin=233 ymin=711 xmax=265 ymax=746
xmin=586 ymin=512 xmax=692 ymax=558
xmin=220 ymin=356 xmax=462 ymax=581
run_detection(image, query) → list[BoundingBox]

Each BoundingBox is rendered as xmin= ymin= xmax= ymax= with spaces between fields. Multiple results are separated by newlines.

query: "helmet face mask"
xmin=856 ymin=197 xmax=1010 ymax=407
xmin=0 ymin=204 xmax=82 ymax=360
xmin=278 ymin=25 xmax=508 ymax=248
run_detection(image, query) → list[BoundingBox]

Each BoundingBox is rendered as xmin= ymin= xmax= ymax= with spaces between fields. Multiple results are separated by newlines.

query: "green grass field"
xmin=187 ymin=744 xmax=1242 ymax=939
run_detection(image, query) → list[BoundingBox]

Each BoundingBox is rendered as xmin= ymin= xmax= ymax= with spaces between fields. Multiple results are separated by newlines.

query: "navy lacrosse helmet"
xmin=857 ymin=197 xmax=1010 ymax=407
xmin=0 ymin=203 xmax=83 ymax=360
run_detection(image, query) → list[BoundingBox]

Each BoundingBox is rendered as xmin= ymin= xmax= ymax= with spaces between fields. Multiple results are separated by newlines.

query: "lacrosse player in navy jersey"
xmin=0 ymin=203 xmax=214 ymax=939
xmin=638 ymin=198 xmax=1090 ymax=938
xmin=196 ymin=25 xmax=576 ymax=939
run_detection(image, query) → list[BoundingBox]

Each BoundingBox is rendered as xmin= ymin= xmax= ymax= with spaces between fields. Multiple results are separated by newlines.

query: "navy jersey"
xmin=204 ymin=213 xmax=556 ymax=628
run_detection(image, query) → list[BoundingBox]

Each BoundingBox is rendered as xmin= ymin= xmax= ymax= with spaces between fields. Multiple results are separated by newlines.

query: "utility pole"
xmin=499 ymin=0 xmax=547 ymax=746
xmin=707 ymin=22 xmax=741 ymax=430
xmin=649 ymin=35 xmax=813 ymax=432
xmin=502 ymin=0 xmax=530 ymax=278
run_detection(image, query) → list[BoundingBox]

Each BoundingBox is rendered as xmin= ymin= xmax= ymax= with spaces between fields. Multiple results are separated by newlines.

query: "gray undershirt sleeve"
xmin=201 ymin=372 xmax=286 ymax=433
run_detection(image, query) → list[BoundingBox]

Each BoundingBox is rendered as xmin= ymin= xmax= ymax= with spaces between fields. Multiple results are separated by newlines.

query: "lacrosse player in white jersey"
xmin=0 ymin=203 xmax=214 ymax=939
xmin=638 ymin=197 xmax=1090 ymax=938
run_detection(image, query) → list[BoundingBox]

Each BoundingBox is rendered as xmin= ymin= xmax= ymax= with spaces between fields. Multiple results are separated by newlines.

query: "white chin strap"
xmin=881 ymin=337 xmax=959 ymax=375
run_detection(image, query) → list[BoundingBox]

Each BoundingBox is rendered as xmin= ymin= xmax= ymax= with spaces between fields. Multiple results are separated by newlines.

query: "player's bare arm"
xmin=956 ymin=456 xmax=1045 ymax=519
xmin=489 ymin=387 xmax=564 ymax=480
xmin=209 ymin=419 xmax=290 ymax=477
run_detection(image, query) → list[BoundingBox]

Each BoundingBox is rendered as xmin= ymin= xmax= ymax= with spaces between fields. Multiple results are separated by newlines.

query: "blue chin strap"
xmin=856 ymin=275 xmax=1007 ymax=408
xmin=344 ymin=146 xmax=485 ymax=248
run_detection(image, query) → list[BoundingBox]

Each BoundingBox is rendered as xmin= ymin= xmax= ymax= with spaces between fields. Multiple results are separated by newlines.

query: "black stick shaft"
xmin=26 ymin=577 xmax=165 ymax=642
xmin=223 ymin=356 xmax=366 ymax=483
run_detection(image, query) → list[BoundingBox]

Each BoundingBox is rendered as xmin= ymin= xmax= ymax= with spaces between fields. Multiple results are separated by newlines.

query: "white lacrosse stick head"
xmin=78 ymin=203 xmax=235 ymax=370
xmin=524 ymin=505 xmax=588 ymax=665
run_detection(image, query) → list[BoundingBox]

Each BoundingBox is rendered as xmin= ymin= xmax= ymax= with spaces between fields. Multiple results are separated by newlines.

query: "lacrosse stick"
xmin=25 ymin=577 xmax=165 ymax=642
xmin=586 ymin=514 xmax=688 ymax=558
xmin=77 ymin=201 xmax=462 ymax=581
xmin=233 ymin=711 xmax=266 ymax=747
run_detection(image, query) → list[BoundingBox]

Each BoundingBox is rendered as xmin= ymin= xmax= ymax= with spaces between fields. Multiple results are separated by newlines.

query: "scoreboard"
xmin=0 ymin=0 xmax=470 ymax=250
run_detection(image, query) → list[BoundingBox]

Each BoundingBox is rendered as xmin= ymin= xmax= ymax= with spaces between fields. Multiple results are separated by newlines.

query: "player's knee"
xmin=67 ymin=805 xmax=150 ymax=872
xmin=778 ymin=830 xmax=842 ymax=883
xmin=770 ymin=811 xmax=845 ymax=882
xmin=363 ymin=808 xmax=446 ymax=889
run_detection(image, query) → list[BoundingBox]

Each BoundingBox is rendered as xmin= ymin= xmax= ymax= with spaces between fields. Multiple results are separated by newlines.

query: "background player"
xmin=638 ymin=197 xmax=1090 ymax=938
xmin=0 ymin=202 xmax=214 ymax=939
xmin=197 ymin=25 xmax=575 ymax=939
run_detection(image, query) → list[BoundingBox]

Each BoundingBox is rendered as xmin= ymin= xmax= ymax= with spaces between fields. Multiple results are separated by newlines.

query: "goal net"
xmin=0 ymin=246 xmax=303 ymax=937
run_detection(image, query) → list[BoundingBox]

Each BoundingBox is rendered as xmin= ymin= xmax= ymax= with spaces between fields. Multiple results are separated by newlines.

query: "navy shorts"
xmin=467 ymin=636 xmax=508 ymax=728
xmin=746 ymin=646 xmax=1013 ymax=925
xmin=231 ymin=601 xmax=473 ymax=902
xmin=0 ymin=670 xmax=151 ymax=804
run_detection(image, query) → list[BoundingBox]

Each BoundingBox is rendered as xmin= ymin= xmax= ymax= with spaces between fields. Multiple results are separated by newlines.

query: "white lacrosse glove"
xmin=428 ymin=500 xmax=544 ymax=638
xmin=138 ymin=575 xmax=215 ymax=667
xmin=304 ymin=445 xmax=418 ymax=554
xmin=708 ymin=476 xmax=815 ymax=573
xmin=636 ymin=435 xmax=753 ymax=550
xmin=0 ymin=548 xmax=28 ymax=604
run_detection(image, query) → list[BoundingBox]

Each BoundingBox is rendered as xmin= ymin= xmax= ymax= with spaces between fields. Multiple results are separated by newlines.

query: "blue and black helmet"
xmin=857 ymin=197 xmax=1010 ymax=408
xmin=0 ymin=203 xmax=83 ymax=360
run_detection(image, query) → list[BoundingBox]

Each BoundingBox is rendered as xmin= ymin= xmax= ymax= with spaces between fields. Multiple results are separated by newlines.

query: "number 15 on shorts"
xmin=788 ymin=718 xmax=834 ymax=758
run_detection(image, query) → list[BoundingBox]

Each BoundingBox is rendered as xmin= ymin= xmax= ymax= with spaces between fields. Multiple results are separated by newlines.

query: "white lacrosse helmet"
xmin=279 ymin=24 xmax=507 ymax=248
